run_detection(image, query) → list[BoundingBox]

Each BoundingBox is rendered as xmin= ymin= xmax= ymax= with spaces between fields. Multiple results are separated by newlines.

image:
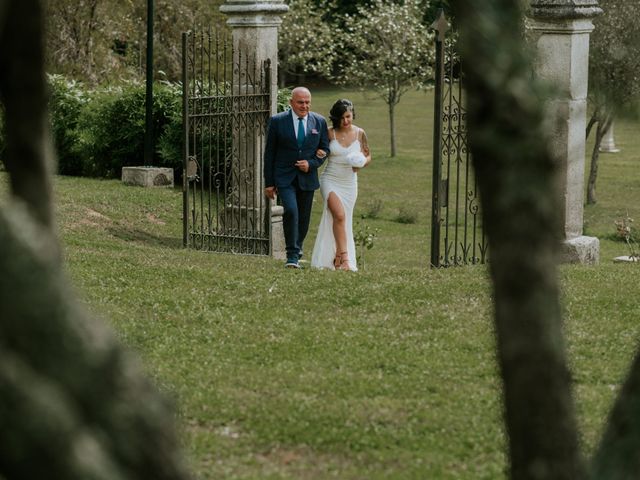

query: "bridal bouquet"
xmin=346 ymin=151 xmax=366 ymax=168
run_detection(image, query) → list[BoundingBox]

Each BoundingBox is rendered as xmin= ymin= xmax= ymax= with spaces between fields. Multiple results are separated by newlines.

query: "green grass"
xmin=2 ymin=87 xmax=640 ymax=479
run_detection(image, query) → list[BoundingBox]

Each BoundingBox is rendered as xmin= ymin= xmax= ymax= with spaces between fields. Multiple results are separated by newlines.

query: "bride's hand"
xmin=315 ymin=149 xmax=327 ymax=159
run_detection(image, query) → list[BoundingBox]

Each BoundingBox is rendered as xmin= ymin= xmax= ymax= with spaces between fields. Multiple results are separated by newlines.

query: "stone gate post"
xmin=220 ymin=0 xmax=288 ymax=259
xmin=527 ymin=0 xmax=602 ymax=264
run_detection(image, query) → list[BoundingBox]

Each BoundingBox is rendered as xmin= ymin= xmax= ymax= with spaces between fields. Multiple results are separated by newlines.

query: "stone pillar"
xmin=220 ymin=0 xmax=288 ymax=259
xmin=528 ymin=0 xmax=602 ymax=265
xmin=600 ymin=121 xmax=620 ymax=153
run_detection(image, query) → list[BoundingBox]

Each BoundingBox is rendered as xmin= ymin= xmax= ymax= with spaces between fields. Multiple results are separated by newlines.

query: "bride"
xmin=311 ymin=99 xmax=372 ymax=271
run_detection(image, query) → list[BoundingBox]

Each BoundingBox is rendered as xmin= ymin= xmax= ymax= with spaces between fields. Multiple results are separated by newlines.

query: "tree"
xmin=333 ymin=0 xmax=435 ymax=157
xmin=452 ymin=0 xmax=640 ymax=477
xmin=278 ymin=0 xmax=336 ymax=86
xmin=585 ymin=0 xmax=640 ymax=204
xmin=0 ymin=2 xmax=191 ymax=478
xmin=44 ymin=0 xmax=138 ymax=84
xmin=44 ymin=0 xmax=227 ymax=84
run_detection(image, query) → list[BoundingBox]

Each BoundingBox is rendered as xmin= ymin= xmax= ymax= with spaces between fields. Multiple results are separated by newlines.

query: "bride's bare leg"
xmin=327 ymin=192 xmax=349 ymax=269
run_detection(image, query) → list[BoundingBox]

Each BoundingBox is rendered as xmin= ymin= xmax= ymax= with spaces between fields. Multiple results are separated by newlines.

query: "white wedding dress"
xmin=311 ymin=134 xmax=364 ymax=271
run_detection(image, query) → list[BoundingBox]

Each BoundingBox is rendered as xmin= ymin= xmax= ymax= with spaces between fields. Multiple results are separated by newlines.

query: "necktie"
xmin=297 ymin=117 xmax=305 ymax=147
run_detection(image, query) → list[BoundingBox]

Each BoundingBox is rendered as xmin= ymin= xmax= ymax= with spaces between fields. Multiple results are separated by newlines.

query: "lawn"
xmin=2 ymin=87 xmax=640 ymax=479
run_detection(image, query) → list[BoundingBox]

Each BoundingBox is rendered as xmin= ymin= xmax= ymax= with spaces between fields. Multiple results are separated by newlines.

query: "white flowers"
xmin=346 ymin=151 xmax=367 ymax=168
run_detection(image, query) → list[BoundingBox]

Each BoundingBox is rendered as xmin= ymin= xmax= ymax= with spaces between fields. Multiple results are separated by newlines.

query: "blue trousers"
xmin=278 ymin=179 xmax=315 ymax=261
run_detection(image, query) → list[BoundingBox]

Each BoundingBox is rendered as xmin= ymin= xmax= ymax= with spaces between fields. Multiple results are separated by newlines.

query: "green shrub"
xmin=361 ymin=198 xmax=383 ymax=219
xmin=39 ymin=78 xmax=290 ymax=180
xmin=75 ymin=81 xmax=181 ymax=178
xmin=47 ymin=74 xmax=88 ymax=176
xmin=277 ymin=87 xmax=292 ymax=112
xmin=149 ymin=82 xmax=184 ymax=181
xmin=394 ymin=207 xmax=418 ymax=224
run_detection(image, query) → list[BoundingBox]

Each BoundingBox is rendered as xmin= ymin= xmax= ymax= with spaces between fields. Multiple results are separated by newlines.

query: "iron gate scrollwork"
xmin=430 ymin=12 xmax=488 ymax=267
xmin=182 ymin=30 xmax=272 ymax=255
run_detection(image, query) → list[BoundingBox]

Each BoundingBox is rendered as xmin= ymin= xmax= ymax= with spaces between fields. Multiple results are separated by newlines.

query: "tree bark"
xmin=389 ymin=98 xmax=397 ymax=157
xmin=0 ymin=2 xmax=191 ymax=478
xmin=0 ymin=0 xmax=56 ymax=234
xmin=452 ymin=0 xmax=586 ymax=478
xmin=587 ymin=113 xmax=611 ymax=205
xmin=591 ymin=348 xmax=640 ymax=478
xmin=0 ymin=206 xmax=191 ymax=480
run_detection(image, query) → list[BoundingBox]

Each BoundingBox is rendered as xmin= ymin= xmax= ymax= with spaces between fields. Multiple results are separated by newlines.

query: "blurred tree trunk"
xmin=0 ymin=2 xmax=190 ymax=479
xmin=451 ymin=0 xmax=586 ymax=478
xmin=452 ymin=0 xmax=640 ymax=478
xmin=0 ymin=0 xmax=56 ymax=235
xmin=586 ymin=109 xmax=612 ymax=205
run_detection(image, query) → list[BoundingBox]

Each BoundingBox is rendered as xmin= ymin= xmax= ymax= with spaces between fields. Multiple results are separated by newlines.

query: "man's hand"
xmin=264 ymin=186 xmax=277 ymax=199
xmin=295 ymin=160 xmax=309 ymax=173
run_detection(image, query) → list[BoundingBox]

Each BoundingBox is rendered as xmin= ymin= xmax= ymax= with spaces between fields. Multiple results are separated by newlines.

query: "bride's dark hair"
xmin=329 ymin=99 xmax=355 ymax=130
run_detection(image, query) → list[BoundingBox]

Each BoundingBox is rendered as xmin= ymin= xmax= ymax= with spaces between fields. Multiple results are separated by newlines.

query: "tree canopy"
xmin=332 ymin=0 xmax=435 ymax=156
xmin=585 ymin=0 xmax=640 ymax=204
xmin=44 ymin=0 xmax=226 ymax=84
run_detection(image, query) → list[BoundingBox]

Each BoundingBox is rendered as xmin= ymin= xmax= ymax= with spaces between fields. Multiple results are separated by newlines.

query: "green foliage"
xmin=45 ymin=0 xmax=227 ymax=84
xmin=44 ymin=77 xmax=290 ymax=181
xmin=333 ymin=0 xmax=435 ymax=97
xmin=279 ymin=0 xmax=336 ymax=82
xmin=47 ymin=74 xmax=90 ymax=176
xmin=360 ymin=198 xmax=384 ymax=219
xmin=590 ymin=0 xmax=640 ymax=119
xmin=613 ymin=215 xmax=639 ymax=258
xmin=394 ymin=207 xmax=418 ymax=224
xmin=425 ymin=0 xmax=452 ymax=22
xmin=75 ymin=81 xmax=181 ymax=178
xmin=277 ymin=87 xmax=293 ymax=112
xmin=353 ymin=221 xmax=379 ymax=269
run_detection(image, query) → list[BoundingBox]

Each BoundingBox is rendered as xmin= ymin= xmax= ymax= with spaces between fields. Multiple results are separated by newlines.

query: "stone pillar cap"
xmin=220 ymin=0 xmax=289 ymax=27
xmin=220 ymin=0 xmax=289 ymax=15
xmin=529 ymin=0 xmax=602 ymax=19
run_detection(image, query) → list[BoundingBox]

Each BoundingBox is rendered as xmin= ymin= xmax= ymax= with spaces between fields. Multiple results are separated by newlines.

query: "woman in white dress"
xmin=311 ymin=99 xmax=372 ymax=271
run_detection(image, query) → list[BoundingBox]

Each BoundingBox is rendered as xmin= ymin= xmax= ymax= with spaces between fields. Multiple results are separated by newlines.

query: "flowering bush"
xmin=353 ymin=222 xmax=379 ymax=270
xmin=614 ymin=215 xmax=639 ymax=258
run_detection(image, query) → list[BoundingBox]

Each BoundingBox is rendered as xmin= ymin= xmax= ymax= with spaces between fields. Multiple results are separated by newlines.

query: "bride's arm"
xmin=359 ymin=128 xmax=372 ymax=167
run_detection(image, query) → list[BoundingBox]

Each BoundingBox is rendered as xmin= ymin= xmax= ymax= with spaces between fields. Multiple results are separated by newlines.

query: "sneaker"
xmin=285 ymin=258 xmax=300 ymax=269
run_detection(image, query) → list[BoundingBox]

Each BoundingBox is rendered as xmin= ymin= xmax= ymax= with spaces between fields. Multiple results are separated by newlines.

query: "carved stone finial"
xmin=529 ymin=0 xmax=602 ymax=20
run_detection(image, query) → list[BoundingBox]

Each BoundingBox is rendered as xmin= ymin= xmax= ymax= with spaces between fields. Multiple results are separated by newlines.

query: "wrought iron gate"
xmin=182 ymin=30 xmax=272 ymax=255
xmin=430 ymin=13 xmax=488 ymax=267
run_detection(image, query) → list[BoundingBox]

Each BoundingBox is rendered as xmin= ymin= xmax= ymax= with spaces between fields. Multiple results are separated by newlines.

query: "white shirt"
xmin=292 ymin=111 xmax=307 ymax=139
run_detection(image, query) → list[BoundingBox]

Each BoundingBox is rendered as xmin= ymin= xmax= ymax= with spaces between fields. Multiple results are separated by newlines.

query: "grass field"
xmin=2 ymin=87 xmax=640 ymax=479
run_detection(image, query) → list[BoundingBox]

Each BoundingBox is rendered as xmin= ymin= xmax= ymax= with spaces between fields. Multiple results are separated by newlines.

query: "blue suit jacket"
xmin=263 ymin=110 xmax=330 ymax=191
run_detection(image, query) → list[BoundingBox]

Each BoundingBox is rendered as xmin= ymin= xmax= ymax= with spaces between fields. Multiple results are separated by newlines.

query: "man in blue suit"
xmin=264 ymin=86 xmax=330 ymax=268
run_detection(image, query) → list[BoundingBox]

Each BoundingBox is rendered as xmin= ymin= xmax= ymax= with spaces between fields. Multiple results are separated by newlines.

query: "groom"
xmin=264 ymin=86 xmax=330 ymax=268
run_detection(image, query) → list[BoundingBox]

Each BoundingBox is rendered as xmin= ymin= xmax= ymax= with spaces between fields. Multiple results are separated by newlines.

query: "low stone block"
xmin=270 ymin=205 xmax=286 ymax=260
xmin=613 ymin=255 xmax=639 ymax=263
xmin=561 ymin=235 xmax=600 ymax=265
xmin=122 ymin=166 xmax=174 ymax=188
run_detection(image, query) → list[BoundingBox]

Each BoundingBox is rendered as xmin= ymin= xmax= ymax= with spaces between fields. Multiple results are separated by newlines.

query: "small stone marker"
xmin=122 ymin=166 xmax=174 ymax=188
xmin=613 ymin=255 xmax=639 ymax=263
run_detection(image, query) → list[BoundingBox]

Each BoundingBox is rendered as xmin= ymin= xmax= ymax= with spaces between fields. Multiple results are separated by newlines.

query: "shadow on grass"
xmin=107 ymin=226 xmax=183 ymax=250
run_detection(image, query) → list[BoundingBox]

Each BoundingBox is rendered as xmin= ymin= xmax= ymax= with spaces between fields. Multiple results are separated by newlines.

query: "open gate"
xmin=430 ymin=13 xmax=488 ymax=267
xmin=182 ymin=30 xmax=272 ymax=255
